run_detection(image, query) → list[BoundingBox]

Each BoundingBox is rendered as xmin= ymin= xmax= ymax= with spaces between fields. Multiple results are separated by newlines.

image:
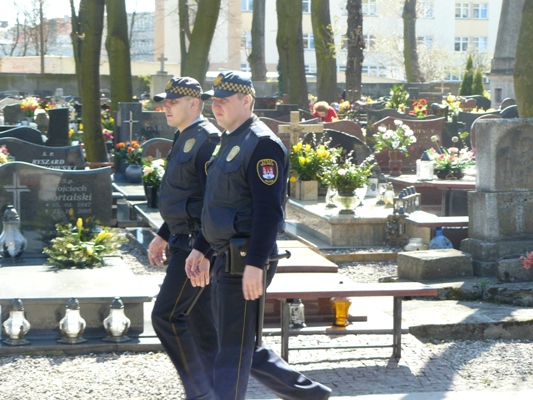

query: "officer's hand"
xmin=191 ymin=257 xmax=210 ymax=287
xmin=242 ymin=265 xmax=263 ymax=300
xmin=186 ymin=249 xmax=205 ymax=281
xmin=148 ymin=235 xmax=168 ymax=266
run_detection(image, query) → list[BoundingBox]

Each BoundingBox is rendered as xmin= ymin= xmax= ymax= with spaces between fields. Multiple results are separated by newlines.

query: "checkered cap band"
xmin=215 ymin=81 xmax=255 ymax=96
xmin=167 ymin=85 xmax=201 ymax=98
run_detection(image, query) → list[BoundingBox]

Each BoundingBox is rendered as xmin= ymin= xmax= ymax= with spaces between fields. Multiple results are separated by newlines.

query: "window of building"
xmin=417 ymin=36 xmax=433 ymax=48
xmin=473 ymin=3 xmax=488 ymax=19
xmin=454 ymin=36 xmax=469 ymax=51
xmin=363 ymin=34 xmax=376 ymax=51
xmin=241 ymin=31 xmax=252 ymax=49
xmin=241 ymin=0 xmax=253 ymax=12
xmin=362 ymin=65 xmax=387 ymax=77
xmin=421 ymin=1 xmax=434 ymax=18
xmin=495 ymin=88 xmax=502 ymax=103
xmin=305 ymin=64 xmax=316 ymax=73
xmin=472 ymin=36 xmax=488 ymax=52
xmin=302 ymin=0 xmax=311 ymax=13
xmin=338 ymin=64 xmax=346 ymax=72
xmin=455 ymin=3 xmax=470 ymax=19
xmin=241 ymin=63 xmax=251 ymax=72
xmin=303 ymin=33 xmax=315 ymax=50
xmin=362 ymin=0 xmax=378 ymax=16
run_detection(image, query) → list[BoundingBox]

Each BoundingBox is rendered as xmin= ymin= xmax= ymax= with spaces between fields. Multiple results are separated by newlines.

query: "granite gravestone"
xmin=461 ymin=118 xmax=533 ymax=276
xmin=116 ymin=102 xmax=142 ymax=144
xmin=141 ymin=138 xmax=173 ymax=159
xmin=46 ymin=107 xmax=70 ymax=147
xmin=457 ymin=110 xmax=500 ymax=133
xmin=470 ymin=114 xmax=502 ymax=149
xmin=459 ymin=98 xmax=477 ymax=112
xmin=0 ymin=127 xmax=45 ymax=145
xmin=500 ymin=105 xmax=519 ymax=119
xmin=322 ymin=120 xmax=365 ymax=142
xmin=140 ymin=112 xmax=175 ymax=140
xmin=0 ymin=138 xmax=85 ymax=170
xmin=3 ymin=103 xmax=24 ymax=125
xmin=0 ymin=162 xmax=112 ymax=253
xmin=254 ymin=103 xmax=299 ymax=119
xmin=373 ymin=116 xmax=446 ymax=173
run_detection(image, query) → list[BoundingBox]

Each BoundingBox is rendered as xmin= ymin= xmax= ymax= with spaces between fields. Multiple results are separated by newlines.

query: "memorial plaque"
xmin=141 ymin=137 xmax=173 ymax=159
xmin=0 ymin=162 xmax=112 ymax=253
xmin=0 ymin=126 xmax=45 ymax=145
xmin=373 ymin=116 xmax=446 ymax=172
xmin=0 ymin=138 xmax=85 ymax=170
xmin=140 ymin=111 xmax=176 ymax=140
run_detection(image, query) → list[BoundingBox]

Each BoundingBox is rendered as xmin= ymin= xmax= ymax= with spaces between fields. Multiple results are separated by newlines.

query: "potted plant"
xmin=114 ymin=141 xmax=143 ymax=183
xmin=141 ymin=157 xmax=166 ymax=208
xmin=289 ymin=138 xmax=339 ymax=201
xmin=372 ymin=119 xmax=417 ymax=176
xmin=322 ymin=155 xmax=375 ymax=214
xmin=426 ymin=136 xmax=475 ymax=180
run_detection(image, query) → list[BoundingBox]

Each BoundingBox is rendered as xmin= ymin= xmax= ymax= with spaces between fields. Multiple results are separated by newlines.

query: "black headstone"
xmin=140 ymin=111 xmax=176 ymax=140
xmin=500 ymin=105 xmax=519 ymax=119
xmin=458 ymin=110 xmax=500 ymax=132
xmin=0 ymin=138 xmax=85 ymax=170
xmin=47 ymin=107 xmax=70 ymax=147
xmin=0 ymin=162 xmax=112 ymax=253
xmin=0 ymin=127 xmax=45 ymax=145
xmin=117 ymin=102 xmax=142 ymax=143
xmin=465 ymin=95 xmax=492 ymax=111
xmin=141 ymin=137 xmax=173 ymax=159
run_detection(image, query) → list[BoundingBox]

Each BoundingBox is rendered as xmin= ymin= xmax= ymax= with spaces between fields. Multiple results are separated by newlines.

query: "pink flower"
xmin=448 ymin=147 xmax=459 ymax=154
xmin=521 ymin=251 xmax=533 ymax=270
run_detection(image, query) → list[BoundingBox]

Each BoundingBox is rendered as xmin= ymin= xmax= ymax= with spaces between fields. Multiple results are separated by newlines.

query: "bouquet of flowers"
xmin=410 ymin=98 xmax=428 ymax=118
xmin=372 ymin=120 xmax=417 ymax=156
xmin=520 ymin=251 xmax=533 ymax=270
xmin=101 ymin=109 xmax=114 ymax=139
xmin=321 ymin=155 xmax=375 ymax=193
xmin=426 ymin=136 xmax=475 ymax=173
xmin=0 ymin=146 xmax=13 ymax=165
xmin=20 ymin=97 xmax=40 ymax=118
xmin=443 ymin=94 xmax=462 ymax=117
xmin=386 ymin=84 xmax=409 ymax=112
xmin=142 ymin=157 xmax=166 ymax=188
xmin=289 ymin=139 xmax=339 ymax=181
xmin=114 ymin=141 xmax=143 ymax=164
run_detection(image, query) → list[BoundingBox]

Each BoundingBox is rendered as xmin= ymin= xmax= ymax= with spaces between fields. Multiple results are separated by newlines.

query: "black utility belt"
xmin=225 ymin=237 xmax=250 ymax=275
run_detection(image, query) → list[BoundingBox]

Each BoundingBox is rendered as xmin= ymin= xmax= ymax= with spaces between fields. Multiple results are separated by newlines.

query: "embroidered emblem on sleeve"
xmin=183 ymin=138 xmax=195 ymax=153
xmin=226 ymin=146 xmax=240 ymax=162
xmin=257 ymin=159 xmax=278 ymax=185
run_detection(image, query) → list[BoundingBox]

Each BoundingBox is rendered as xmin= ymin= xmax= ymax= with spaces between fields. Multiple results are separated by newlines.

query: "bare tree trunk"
xmin=70 ymin=0 xmax=85 ymax=96
xmin=180 ymin=0 xmax=220 ymax=86
xmin=105 ymin=0 xmax=133 ymax=112
xmin=39 ymin=0 xmax=45 ymax=73
xmin=81 ymin=0 xmax=107 ymax=163
xmin=403 ymin=0 xmax=423 ymax=82
xmin=178 ymin=0 xmax=191 ymax=76
xmin=311 ymin=0 xmax=337 ymax=103
xmin=276 ymin=0 xmax=308 ymax=109
xmin=247 ymin=0 xmax=267 ymax=81
xmin=345 ymin=0 xmax=364 ymax=103
xmin=515 ymin=0 xmax=533 ymax=117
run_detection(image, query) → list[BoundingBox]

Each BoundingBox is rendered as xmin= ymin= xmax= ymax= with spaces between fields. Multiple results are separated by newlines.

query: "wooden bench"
xmin=265 ymin=272 xmax=437 ymax=361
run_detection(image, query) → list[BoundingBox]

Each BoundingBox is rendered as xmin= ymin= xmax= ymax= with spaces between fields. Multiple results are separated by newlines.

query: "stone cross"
xmin=435 ymin=81 xmax=450 ymax=95
xmin=278 ymin=111 xmax=324 ymax=146
xmin=158 ymin=54 xmax=168 ymax=73
xmin=123 ymin=111 xmax=139 ymax=143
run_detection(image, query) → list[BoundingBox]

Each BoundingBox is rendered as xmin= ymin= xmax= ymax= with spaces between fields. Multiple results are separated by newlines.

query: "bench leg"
xmin=393 ymin=296 xmax=402 ymax=359
xmin=280 ymin=299 xmax=290 ymax=362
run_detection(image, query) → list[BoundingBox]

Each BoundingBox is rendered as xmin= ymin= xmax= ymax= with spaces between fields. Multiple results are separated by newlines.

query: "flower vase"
xmin=144 ymin=184 xmax=160 ymax=208
xmin=388 ymin=151 xmax=403 ymax=177
xmin=125 ymin=164 xmax=143 ymax=183
xmin=355 ymin=184 xmax=367 ymax=206
xmin=334 ymin=191 xmax=358 ymax=215
xmin=293 ymin=180 xmax=318 ymax=201
xmin=325 ymin=186 xmax=337 ymax=208
xmin=436 ymin=169 xmax=464 ymax=180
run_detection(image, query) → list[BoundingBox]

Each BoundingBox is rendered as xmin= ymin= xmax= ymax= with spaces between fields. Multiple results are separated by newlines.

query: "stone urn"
xmin=388 ymin=151 xmax=403 ymax=177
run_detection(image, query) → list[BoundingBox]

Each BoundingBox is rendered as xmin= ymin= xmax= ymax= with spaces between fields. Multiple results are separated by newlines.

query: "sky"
xmin=2 ymin=0 xmax=155 ymax=22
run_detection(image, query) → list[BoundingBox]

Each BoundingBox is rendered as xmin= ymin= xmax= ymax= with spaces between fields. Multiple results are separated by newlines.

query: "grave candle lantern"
xmin=416 ymin=151 xmax=434 ymax=181
xmin=102 ymin=297 xmax=131 ymax=342
xmin=0 ymin=206 xmax=27 ymax=258
xmin=58 ymin=298 xmax=87 ymax=344
xmin=2 ymin=298 xmax=31 ymax=346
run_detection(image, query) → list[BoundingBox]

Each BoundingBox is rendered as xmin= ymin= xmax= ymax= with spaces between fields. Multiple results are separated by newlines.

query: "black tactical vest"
xmin=201 ymin=117 xmax=288 ymax=253
xmin=159 ymin=120 xmax=220 ymax=235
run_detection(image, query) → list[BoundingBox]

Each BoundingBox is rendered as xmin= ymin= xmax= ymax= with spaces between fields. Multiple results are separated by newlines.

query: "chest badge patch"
xmin=183 ymin=138 xmax=195 ymax=153
xmin=226 ymin=145 xmax=240 ymax=162
xmin=257 ymin=159 xmax=278 ymax=185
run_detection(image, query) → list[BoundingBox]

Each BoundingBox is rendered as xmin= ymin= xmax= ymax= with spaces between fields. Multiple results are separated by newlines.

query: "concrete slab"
xmin=397 ymin=249 xmax=473 ymax=281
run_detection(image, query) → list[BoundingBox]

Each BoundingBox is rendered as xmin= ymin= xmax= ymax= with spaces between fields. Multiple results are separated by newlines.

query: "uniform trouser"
xmin=151 ymin=243 xmax=218 ymax=400
xmin=212 ymin=252 xmax=330 ymax=400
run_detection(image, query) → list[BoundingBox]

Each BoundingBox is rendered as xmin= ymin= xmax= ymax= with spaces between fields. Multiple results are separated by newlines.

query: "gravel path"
xmin=1 ymin=237 xmax=532 ymax=399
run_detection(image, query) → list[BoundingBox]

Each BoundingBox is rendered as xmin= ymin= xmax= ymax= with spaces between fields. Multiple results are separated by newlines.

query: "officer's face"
xmin=163 ymin=97 xmax=194 ymax=129
xmin=211 ymin=94 xmax=253 ymax=132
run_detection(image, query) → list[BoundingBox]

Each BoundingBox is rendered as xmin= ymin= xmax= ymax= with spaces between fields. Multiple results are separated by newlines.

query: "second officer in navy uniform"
xmin=186 ymin=71 xmax=331 ymax=400
xmin=149 ymin=77 xmax=219 ymax=400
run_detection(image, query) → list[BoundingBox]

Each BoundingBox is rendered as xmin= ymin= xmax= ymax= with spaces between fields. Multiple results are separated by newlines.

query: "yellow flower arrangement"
xmin=20 ymin=97 xmax=40 ymax=118
xmin=289 ymin=139 xmax=340 ymax=181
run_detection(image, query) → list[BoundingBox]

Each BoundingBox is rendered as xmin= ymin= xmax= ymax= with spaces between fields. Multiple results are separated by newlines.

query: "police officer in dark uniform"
xmin=149 ymin=77 xmax=219 ymax=400
xmin=186 ymin=71 xmax=331 ymax=400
